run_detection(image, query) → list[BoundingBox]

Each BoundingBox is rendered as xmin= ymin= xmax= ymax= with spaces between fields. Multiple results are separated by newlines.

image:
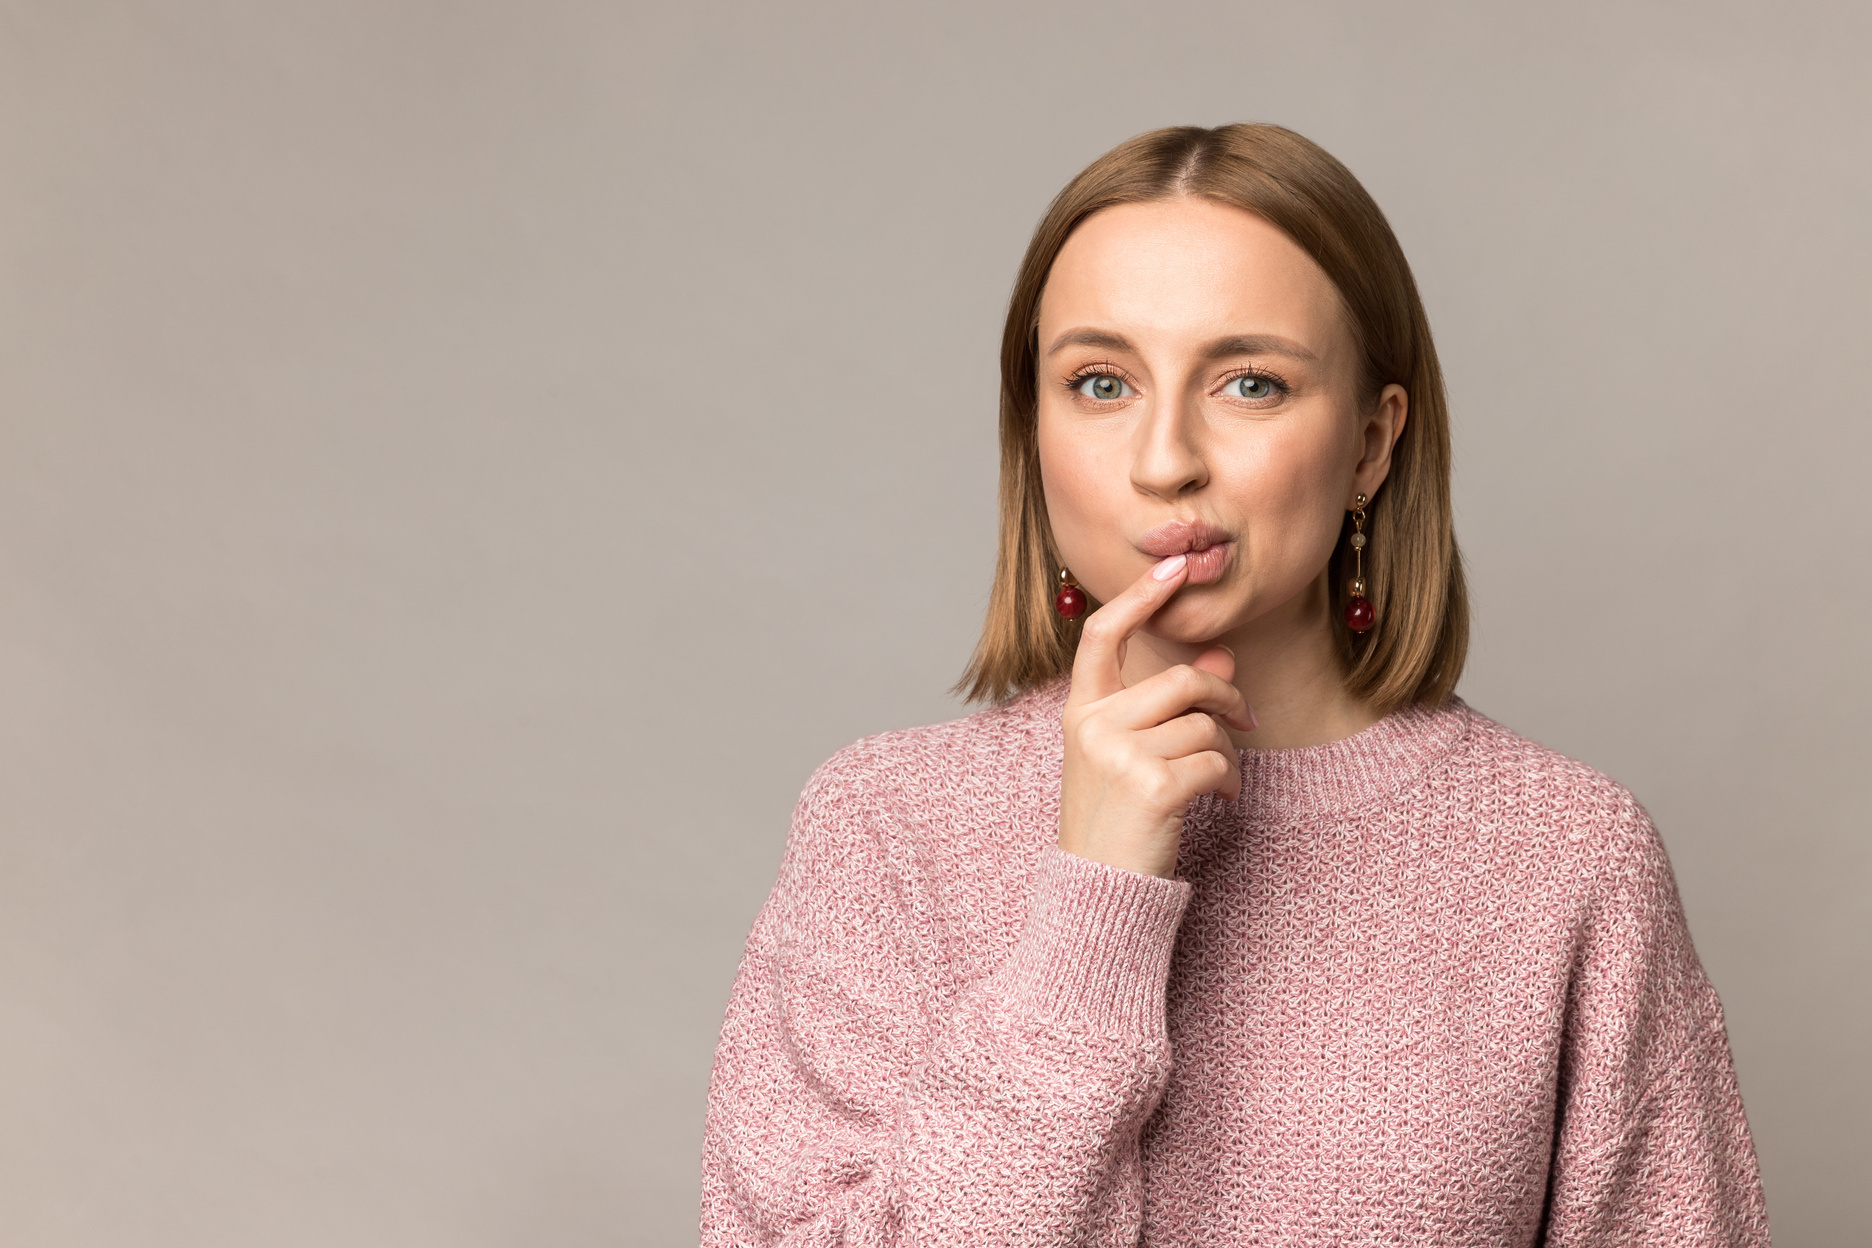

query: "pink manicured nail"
xmin=1152 ymin=554 xmax=1188 ymax=581
xmin=1245 ymin=705 xmax=1259 ymax=731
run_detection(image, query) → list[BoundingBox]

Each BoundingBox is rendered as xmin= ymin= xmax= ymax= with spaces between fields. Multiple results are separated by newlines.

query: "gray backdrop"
xmin=2 ymin=2 xmax=1866 ymax=1244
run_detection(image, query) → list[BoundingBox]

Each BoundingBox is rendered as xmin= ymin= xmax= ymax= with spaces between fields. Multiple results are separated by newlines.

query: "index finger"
xmin=1066 ymin=553 xmax=1189 ymax=705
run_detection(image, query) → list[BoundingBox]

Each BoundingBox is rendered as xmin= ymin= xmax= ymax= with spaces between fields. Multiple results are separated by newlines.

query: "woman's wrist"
xmin=1056 ymin=834 xmax=1179 ymax=879
xmin=996 ymin=846 xmax=1192 ymax=1036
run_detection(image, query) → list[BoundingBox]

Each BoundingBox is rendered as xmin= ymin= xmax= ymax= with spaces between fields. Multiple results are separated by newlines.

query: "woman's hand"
xmin=1058 ymin=554 xmax=1256 ymax=879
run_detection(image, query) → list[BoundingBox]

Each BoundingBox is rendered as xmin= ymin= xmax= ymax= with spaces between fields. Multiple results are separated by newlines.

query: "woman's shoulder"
xmin=1446 ymin=701 xmax=1675 ymax=892
xmin=797 ymin=679 xmax=1069 ymax=815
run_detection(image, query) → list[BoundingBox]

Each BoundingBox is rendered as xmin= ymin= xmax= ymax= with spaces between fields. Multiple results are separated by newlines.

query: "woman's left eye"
xmin=1224 ymin=374 xmax=1279 ymax=400
xmin=1075 ymin=374 xmax=1133 ymax=401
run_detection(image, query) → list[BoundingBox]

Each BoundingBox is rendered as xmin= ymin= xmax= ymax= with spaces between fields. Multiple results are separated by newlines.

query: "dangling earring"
xmin=1055 ymin=568 xmax=1087 ymax=620
xmin=1344 ymin=493 xmax=1376 ymax=634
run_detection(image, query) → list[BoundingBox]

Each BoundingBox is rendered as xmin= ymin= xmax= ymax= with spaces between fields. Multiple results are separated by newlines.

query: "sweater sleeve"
xmin=1540 ymin=803 xmax=1773 ymax=1246
xmin=699 ymin=752 xmax=1191 ymax=1247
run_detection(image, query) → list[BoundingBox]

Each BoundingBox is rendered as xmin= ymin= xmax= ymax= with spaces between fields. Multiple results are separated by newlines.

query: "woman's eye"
xmin=1075 ymin=374 xmax=1132 ymax=401
xmin=1226 ymin=375 xmax=1278 ymax=400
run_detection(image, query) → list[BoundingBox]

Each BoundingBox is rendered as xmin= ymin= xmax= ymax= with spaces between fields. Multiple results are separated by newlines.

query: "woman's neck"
xmin=1118 ymin=574 xmax=1381 ymax=750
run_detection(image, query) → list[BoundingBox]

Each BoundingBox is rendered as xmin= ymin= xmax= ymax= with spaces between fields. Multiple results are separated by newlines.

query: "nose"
xmin=1129 ymin=391 xmax=1209 ymax=501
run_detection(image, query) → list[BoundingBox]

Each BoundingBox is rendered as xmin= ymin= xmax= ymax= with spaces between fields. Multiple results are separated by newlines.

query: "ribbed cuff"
xmin=995 ymin=847 xmax=1192 ymax=1038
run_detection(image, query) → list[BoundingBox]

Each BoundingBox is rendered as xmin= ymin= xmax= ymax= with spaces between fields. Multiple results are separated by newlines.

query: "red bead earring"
xmin=1055 ymin=568 xmax=1087 ymax=620
xmin=1344 ymin=493 xmax=1376 ymax=634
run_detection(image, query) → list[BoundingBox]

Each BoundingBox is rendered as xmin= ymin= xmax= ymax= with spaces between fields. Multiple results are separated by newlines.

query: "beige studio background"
xmin=2 ymin=1 xmax=1868 ymax=1244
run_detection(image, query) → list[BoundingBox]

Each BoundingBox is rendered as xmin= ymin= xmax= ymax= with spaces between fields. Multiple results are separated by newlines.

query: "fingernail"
xmin=1246 ymin=706 xmax=1259 ymax=731
xmin=1151 ymin=554 xmax=1187 ymax=581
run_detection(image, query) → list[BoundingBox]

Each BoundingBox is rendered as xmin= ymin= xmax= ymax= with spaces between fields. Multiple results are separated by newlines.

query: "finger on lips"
xmin=1149 ymin=553 xmax=1189 ymax=582
xmin=1068 ymin=556 xmax=1190 ymax=703
xmin=1065 ymin=558 xmax=1259 ymax=738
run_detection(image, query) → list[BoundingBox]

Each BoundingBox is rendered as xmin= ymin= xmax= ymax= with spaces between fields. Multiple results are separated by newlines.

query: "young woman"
xmin=699 ymin=124 xmax=1771 ymax=1246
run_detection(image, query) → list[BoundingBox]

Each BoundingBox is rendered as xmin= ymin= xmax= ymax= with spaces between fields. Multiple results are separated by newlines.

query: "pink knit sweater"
xmin=700 ymin=682 xmax=1771 ymax=1245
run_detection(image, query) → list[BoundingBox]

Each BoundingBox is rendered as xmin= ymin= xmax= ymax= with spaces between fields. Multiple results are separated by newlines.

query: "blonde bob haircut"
xmin=958 ymin=123 xmax=1468 ymax=712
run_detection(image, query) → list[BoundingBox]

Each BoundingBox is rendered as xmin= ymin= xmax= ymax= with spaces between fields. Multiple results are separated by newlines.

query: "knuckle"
xmin=1135 ymin=768 xmax=1178 ymax=807
xmin=1079 ymin=730 xmax=1124 ymax=767
xmin=1112 ymin=739 xmax=1150 ymax=771
xmin=1189 ymin=753 xmax=1229 ymax=789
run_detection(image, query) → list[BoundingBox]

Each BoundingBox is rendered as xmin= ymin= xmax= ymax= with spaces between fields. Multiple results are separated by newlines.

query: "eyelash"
xmin=1061 ymin=362 xmax=1136 ymax=397
xmin=1216 ymin=366 xmax=1292 ymax=399
xmin=1060 ymin=362 xmax=1292 ymax=401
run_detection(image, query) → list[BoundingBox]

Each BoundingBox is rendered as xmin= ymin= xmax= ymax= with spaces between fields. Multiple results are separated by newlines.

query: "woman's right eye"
xmin=1075 ymin=374 xmax=1133 ymax=401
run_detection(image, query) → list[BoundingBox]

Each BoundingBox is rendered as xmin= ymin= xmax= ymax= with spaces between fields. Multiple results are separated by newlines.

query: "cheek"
xmin=1036 ymin=411 xmax=1128 ymax=582
xmin=1217 ymin=424 xmax=1350 ymax=580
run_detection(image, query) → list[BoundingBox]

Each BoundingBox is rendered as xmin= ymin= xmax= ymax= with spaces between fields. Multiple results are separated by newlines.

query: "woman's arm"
xmin=702 ymin=561 xmax=1250 ymax=1244
xmin=1539 ymin=804 xmax=1773 ymax=1246
xmin=699 ymin=753 xmax=1190 ymax=1246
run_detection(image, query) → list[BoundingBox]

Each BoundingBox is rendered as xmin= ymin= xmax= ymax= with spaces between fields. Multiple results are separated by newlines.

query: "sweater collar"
xmin=1021 ymin=679 xmax=1473 ymax=825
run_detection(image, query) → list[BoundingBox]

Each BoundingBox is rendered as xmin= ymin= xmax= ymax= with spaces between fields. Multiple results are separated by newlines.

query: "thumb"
xmin=1190 ymin=644 xmax=1236 ymax=684
xmin=1191 ymin=645 xmax=1255 ymax=731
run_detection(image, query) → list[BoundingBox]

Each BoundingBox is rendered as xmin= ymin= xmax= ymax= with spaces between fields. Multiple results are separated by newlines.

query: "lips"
xmin=1136 ymin=520 xmax=1234 ymax=585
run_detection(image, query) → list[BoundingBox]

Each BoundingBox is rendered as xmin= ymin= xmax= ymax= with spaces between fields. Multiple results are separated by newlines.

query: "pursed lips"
xmin=1136 ymin=520 xmax=1234 ymax=585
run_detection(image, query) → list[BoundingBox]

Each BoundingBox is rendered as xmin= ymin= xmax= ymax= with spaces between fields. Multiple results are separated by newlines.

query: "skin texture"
xmin=1039 ymin=196 xmax=1408 ymax=878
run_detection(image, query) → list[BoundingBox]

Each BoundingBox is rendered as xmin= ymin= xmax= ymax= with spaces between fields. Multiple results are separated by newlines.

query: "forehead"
xmin=1038 ymin=197 xmax=1347 ymax=357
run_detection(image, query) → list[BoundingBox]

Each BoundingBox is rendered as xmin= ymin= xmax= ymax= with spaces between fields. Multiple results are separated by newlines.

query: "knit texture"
xmin=700 ymin=682 xmax=1771 ymax=1246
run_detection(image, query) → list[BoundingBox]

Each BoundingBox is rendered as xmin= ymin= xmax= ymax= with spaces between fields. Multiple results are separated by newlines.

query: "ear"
xmin=1350 ymin=383 xmax=1408 ymax=506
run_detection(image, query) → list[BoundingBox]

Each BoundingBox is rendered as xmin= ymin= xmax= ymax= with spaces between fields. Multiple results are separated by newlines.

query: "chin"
xmin=1142 ymin=592 xmax=1246 ymax=646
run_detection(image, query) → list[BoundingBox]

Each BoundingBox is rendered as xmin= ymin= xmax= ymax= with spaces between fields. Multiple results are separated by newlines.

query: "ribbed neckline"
xmin=1022 ymin=679 xmax=1474 ymax=825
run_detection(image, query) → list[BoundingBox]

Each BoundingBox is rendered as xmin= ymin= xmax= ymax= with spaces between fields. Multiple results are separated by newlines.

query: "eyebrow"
xmin=1198 ymin=333 xmax=1320 ymax=364
xmin=1043 ymin=328 xmax=1135 ymax=357
xmin=1043 ymin=328 xmax=1319 ymax=363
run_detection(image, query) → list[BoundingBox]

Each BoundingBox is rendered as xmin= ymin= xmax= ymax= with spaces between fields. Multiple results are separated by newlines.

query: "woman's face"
xmin=1036 ymin=196 xmax=1405 ymax=647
